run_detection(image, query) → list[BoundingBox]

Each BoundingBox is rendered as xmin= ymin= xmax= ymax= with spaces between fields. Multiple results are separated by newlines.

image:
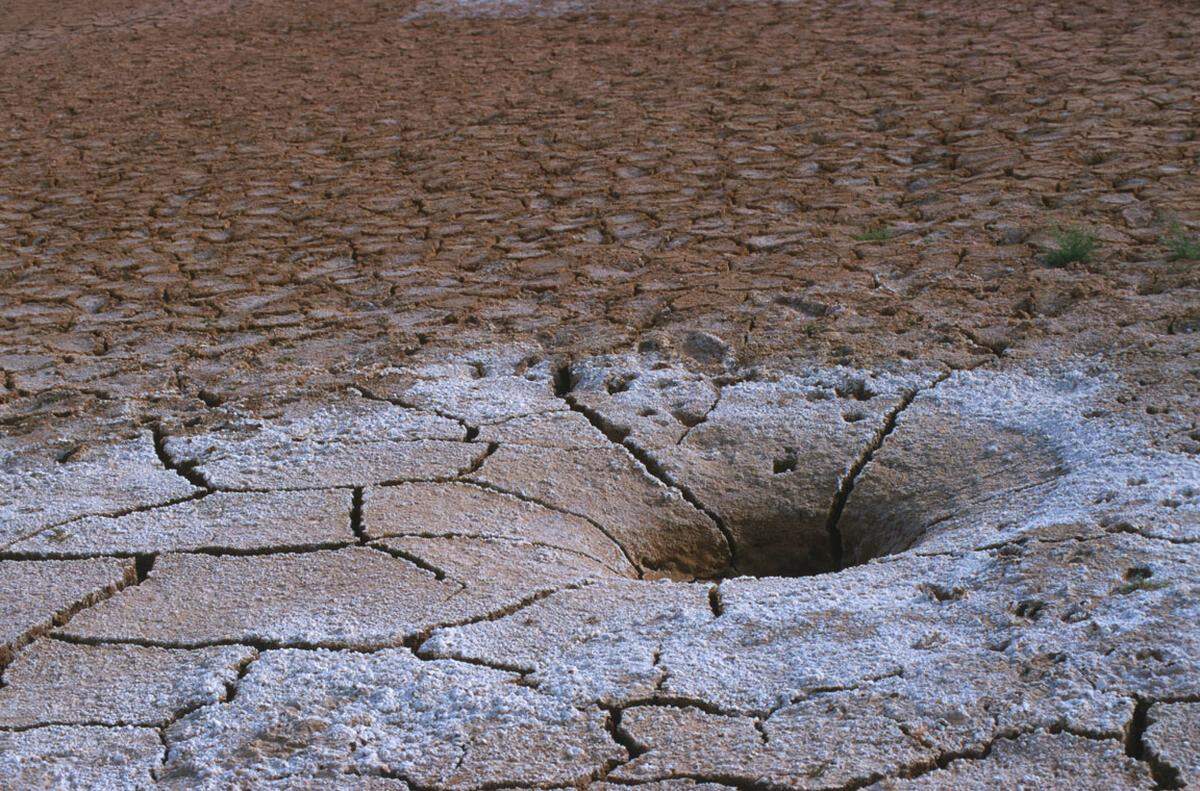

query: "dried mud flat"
xmin=1 ymin=0 xmax=1199 ymax=787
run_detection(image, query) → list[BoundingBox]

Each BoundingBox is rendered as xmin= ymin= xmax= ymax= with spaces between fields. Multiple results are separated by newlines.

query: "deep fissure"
xmin=555 ymin=362 xmax=741 ymax=572
xmin=151 ymin=425 xmax=212 ymax=490
xmin=821 ymin=384 xmax=923 ymax=571
xmin=554 ymin=363 xmax=952 ymax=581
xmin=1126 ymin=697 xmax=1185 ymax=789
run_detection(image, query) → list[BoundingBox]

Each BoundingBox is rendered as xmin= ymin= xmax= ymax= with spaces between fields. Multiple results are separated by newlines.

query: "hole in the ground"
xmin=772 ymin=452 xmax=798 ymax=475
xmin=683 ymin=420 xmax=1067 ymax=582
xmin=558 ymin=363 xmax=1067 ymax=584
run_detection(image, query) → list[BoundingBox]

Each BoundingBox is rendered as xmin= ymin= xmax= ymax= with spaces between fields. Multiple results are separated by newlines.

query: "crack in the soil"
xmin=0 ymin=719 xmax=170 ymax=733
xmin=133 ymin=553 xmax=155 ymax=582
xmin=603 ymin=703 xmax=647 ymax=763
xmin=220 ymin=477 xmax=437 ymax=494
xmin=368 ymin=530 xmax=633 ymax=577
xmin=0 ymin=540 xmax=359 ymax=563
xmin=462 ymin=479 xmax=643 ymax=579
xmin=910 ymin=507 xmax=1200 ymax=564
xmin=352 ymin=383 xmax=480 ymax=442
xmin=1104 ymin=521 xmax=1200 ymax=546
xmin=410 ymin=644 xmax=536 ymax=680
xmin=151 ymin=425 xmax=212 ymax=490
xmin=350 ymin=486 xmax=366 ymax=544
xmin=1126 ymin=696 xmax=1187 ymax=790
xmin=616 ymin=665 xmax=909 ymax=725
xmin=409 ymin=580 xmax=597 ymax=650
xmin=48 ymin=580 xmax=592 ymax=676
xmin=0 ymin=559 xmax=140 ymax=673
xmin=599 ymin=776 xmax=765 ymax=790
xmin=674 ymin=384 xmax=723 ymax=446
xmin=456 ymin=440 xmax=499 ymax=477
xmin=853 ymin=720 xmax=1139 ymax=791
xmin=222 ymin=650 xmax=260 ymax=705
xmin=614 ymin=694 xmax=767 ymax=721
xmin=40 ymin=564 xmax=598 ymax=669
xmin=554 ymin=362 xmax=738 ymax=574
xmin=44 ymin=580 xmax=598 ymax=657
xmin=650 ymin=648 xmax=667 ymax=694
xmin=822 ymin=371 xmax=949 ymax=570
xmin=366 ymin=541 xmax=461 ymax=583
xmin=152 ymin=649 xmax=261 ymax=782
xmin=48 ymin=631 xmax=395 ymax=653
xmin=0 ymin=491 xmax=208 ymax=552
xmin=601 ymin=717 xmax=1138 ymax=791
xmin=707 ymin=584 xmax=723 ymax=618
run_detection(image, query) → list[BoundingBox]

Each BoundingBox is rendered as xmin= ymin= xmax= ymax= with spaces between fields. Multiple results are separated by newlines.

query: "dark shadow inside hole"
xmin=696 ymin=423 xmax=1068 ymax=581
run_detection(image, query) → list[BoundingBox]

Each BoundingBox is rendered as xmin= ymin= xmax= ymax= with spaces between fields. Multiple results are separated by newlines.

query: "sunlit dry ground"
xmin=1 ymin=0 xmax=1198 ymax=787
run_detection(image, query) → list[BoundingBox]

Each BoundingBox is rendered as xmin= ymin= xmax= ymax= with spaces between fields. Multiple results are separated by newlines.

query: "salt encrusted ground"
xmin=1 ymin=0 xmax=1198 ymax=788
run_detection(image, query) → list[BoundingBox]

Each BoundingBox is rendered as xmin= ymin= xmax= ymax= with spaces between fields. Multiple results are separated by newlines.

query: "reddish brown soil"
xmin=1 ymin=0 xmax=1197 ymax=436
xmin=1 ymin=5 xmax=1198 ymax=786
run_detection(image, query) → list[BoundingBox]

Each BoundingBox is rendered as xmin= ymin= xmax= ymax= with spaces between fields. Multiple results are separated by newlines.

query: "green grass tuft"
xmin=1043 ymin=226 xmax=1098 ymax=267
xmin=1164 ymin=224 xmax=1200 ymax=261
xmin=853 ymin=226 xmax=892 ymax=242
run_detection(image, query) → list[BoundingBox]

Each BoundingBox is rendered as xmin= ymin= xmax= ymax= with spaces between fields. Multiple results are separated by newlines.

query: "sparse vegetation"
xmin=853 ymin=226 xmax=892 ymax=242
xmin=1043 ymin=226 xmax=1098 ymax=267
xmin=1164 ymin=224 xmax=1200 ymax=261
xmin=1115 ymin=566 xmax=1170 ymax=595
xmin=1115 ymin=577 xmax=1170 ymax=595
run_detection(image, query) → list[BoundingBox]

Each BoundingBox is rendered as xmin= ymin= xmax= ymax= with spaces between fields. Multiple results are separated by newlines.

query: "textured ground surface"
xmin=1 ymin=0 xmax=1199 ymax=787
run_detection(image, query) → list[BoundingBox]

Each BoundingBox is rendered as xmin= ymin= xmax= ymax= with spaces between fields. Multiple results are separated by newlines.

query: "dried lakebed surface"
xmin=2 ymin=0 xmax=1199 ymax=787
xmin=1 ymin=349 xmax=1197 ymax=789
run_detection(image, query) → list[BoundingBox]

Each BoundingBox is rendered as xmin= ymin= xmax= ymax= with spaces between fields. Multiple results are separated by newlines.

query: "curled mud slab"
xmin=1 ymin=0 xmax=1198 ymax=787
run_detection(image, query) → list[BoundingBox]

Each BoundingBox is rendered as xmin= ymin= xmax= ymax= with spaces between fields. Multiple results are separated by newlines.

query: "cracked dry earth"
xmin=1 ymin=0 xmax=1199 ymax=789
